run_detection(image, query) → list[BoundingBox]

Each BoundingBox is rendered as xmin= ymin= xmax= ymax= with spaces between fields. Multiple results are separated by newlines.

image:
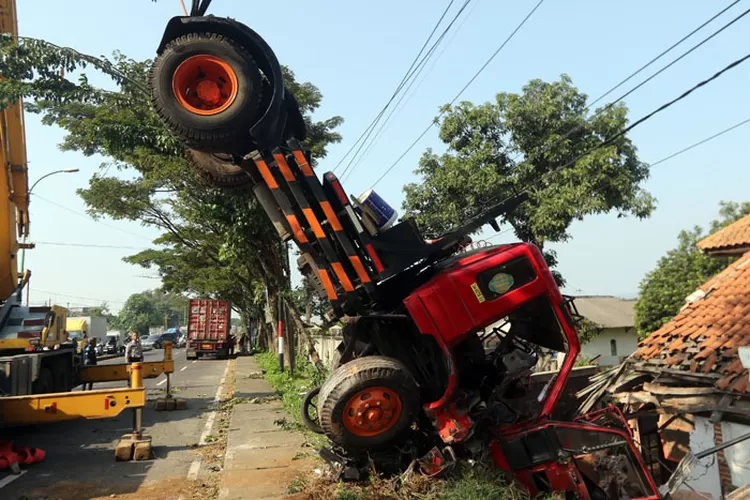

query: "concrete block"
xmin=225 ymin=445 xmax=305 ymax=471
xmin=133 ymin=441 xmax=152 ymax=461
xmin=155 ymin=399 xmax=166 ymax=411
xmin=175 ymin=397 xmax=188 ymax=410
xmin=114 ymin=441 xmax=133 ymax=461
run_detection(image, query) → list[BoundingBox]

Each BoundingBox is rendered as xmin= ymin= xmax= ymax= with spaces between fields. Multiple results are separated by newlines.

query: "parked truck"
xmin=66 ymin=316 xmax=107 ymax=351
xmin=186 ymin=299 xmax=232 ymax=360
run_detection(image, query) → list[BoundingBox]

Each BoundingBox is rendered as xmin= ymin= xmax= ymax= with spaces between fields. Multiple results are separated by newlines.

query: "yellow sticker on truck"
xmin=470 ymin=283 xmax=486 ymax=303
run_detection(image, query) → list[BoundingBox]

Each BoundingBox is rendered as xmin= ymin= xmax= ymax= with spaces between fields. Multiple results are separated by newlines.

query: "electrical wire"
xmin=588 ymin=0 xmax=744 ymax=108
xmin=335 ymin=0 xmax=467 ymax=177
xmin=31 ymin=193 xmax=153 ymax=242
xmin=370 ymin=0 xmax=546 ymax=188
xmin=649 ymin=116 xmax=750 ymax=168
xmin=542 ymin=51 xmax=750 ymax=181
xmin=34 ymin=241 xmax=150 ymax=250
xmin=341 ymin=0 xmax=483 ymax=183
xmin=30 ymin=288 xmax=126 ymax=304
xmin=508 ymin=4 xmax=750 ymax=166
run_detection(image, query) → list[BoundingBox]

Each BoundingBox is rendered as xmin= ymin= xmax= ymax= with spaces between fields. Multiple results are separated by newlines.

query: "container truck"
xmin=66 ymin=316 xmax=107 ymax=351
xmin=186 ymin=299 xmax=232 ymax=360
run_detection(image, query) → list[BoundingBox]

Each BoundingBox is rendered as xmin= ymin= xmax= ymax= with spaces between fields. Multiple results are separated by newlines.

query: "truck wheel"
xmin=300 ymin=387 xmax=323 ymax=434
xmin=318 ymin=356 xmax=419 ymax=450
xmin=150 ymin=32 xmax=263 ymax=154
xmin=186 ymin=148 xmax=251 ymax=188
xmin=32 ymin=367 xmax=54 ymax=395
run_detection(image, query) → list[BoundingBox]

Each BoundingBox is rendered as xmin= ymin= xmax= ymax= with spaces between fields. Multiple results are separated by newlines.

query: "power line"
xmin=32 ymin=193 xmax=152 ymax=242
xmin=650 ymin=116 xmax=750 ymax=168
xmin=341 ymin=1 xmax=483 ymax=183
xmin=588 ymin=0 xmax=744 ymax=107
xmin=339 ymin=0 xmax=474 ymax=180
xmin=508 ymin=3 xmax=750 ymax=166
xmin=34 ymin=241 xmax=150 ymax=250
xmin=371 ymin=0 xmax=546 ymax=188
xmin=30 ymin=288 xmax=126 ymax=304
xmin=332 ymin=0 xmax=460 ymax=174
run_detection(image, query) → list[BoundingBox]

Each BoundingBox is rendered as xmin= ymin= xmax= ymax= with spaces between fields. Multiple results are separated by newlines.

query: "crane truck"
xmin=146 ymin=2 xmax=662 ymax=497
xmin=0 ymin=0 xmax=180 ymax=469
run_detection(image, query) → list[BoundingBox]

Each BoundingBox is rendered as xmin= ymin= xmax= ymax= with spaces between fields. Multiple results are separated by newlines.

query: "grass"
xmin=257 ymin=351 xmax=551 ymax=499
xmin=257 ymin=351 xmax=329 ymax=448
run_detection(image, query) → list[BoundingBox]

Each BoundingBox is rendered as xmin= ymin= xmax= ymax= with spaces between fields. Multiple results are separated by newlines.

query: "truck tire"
xmin=32 ymin=367 xmax=54 ymax=395
xmin=186 ymin=148 xmax=251 ymax=188
xmin=318 ymin=356 xmax=419 ymax=450
xmin=300 ymin=386 xmax=324 ymax=434
xmin=150 ymin=32 xmax=264 ymax=154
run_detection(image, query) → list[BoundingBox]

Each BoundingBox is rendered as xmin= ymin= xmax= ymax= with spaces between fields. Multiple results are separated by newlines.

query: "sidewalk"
xmin=219 ymin=356 xmax=317 ymax=500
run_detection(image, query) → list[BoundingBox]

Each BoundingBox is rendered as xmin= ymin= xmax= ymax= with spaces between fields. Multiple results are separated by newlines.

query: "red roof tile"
xmin=697 ymin=214 xmax=750 ymax=255
xmin=633 ymin=251 xmax=750 ymax=394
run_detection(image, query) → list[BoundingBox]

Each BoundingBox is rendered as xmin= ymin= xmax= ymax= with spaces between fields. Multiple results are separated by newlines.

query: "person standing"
xmin=82 ymin=338 xmax=98 ymax=390
xmin=124 ymin=331 xmax=143 ymax=363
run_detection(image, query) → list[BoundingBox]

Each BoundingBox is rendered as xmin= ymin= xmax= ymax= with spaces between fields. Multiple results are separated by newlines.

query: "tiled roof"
xmin=574 ymin=296 xmax=635 ymax=328
xmin=697 ymin=214 xmax=750 ymax=254
xmin=633 ymin=251 xmax=750 ymax=393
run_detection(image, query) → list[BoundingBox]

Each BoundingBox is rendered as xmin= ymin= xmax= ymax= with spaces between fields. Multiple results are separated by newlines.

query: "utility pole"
xmin=278 ymin=294 xmax=284 ymax=372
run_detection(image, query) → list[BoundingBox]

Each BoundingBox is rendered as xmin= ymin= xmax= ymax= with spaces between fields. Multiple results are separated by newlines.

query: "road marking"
xmin=189 ymin=360 xmax=231 ymax=482
xmin=180 ymin=366 xmax=188 ymax=372
xmin=199 ymin=360 xmax=230 ymax=445
xmin=191 ymin=360 xmax=197 ymax=364
xmin=187 ymin=460 xmax=201 ymax=481
xmin=156 ymin=378 xmax=167 ymax=386
xmin=0 ymin=469 xmax=27 ymax=489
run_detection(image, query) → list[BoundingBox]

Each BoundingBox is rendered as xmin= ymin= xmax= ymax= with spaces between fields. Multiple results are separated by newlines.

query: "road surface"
xmin=0 ymin=348 xmax=230 ymax=499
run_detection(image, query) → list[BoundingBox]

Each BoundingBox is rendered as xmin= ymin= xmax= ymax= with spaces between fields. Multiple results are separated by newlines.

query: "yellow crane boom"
xmin=0 ymin=0 xmax=30 ymax=299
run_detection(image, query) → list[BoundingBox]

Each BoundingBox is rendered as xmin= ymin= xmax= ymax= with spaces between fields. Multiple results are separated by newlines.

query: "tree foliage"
xmin=403 ymin=75 xmax=654 ymax=282
xmin=634 ymin=201 xmax=750 ymax=338
xmin=0 ymin=36 xmax=342 ymax=342
xmin=116 ymin=289 xmax=187 ymax=336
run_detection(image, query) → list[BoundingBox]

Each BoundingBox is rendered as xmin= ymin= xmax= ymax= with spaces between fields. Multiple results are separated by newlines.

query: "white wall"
xmin=580 ymin=327 xmax=639 ymax=366
xmin=310 ymin=335 xmax=341 ymax=369
xmin=722 ymin=421 xmax=750 ymax=488
xmin=680 ymin=417 xmax=722 ymax=499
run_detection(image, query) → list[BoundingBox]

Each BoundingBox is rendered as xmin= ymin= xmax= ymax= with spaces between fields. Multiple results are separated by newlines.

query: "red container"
xmin=186 ymin=299 xmax=232 ymax=360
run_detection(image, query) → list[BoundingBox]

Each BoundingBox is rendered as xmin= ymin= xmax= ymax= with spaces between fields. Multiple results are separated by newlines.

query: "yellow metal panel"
xmin=0 ymin=0 xmax=27 ymax=296
xmin=79 ymin=360 xmax=174 ymax=383
xmin=0 ymin=387 xmax=145 ymax=425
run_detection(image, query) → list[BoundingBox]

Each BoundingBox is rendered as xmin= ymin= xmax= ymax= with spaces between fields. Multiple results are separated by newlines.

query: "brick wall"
xmin=713 ymin=422 xmax=735 ymax=495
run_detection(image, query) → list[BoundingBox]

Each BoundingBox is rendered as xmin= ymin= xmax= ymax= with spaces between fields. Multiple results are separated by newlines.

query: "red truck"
xmin=186 ymin=299 xmax=233 ymax=360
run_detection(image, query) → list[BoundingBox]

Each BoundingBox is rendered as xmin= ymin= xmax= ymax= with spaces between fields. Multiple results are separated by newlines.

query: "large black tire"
xmin=318 ymin=356 xmax=419 ymax=450
xmin=186 ymin=148 xmax=252 ymax=188
xmin=150 ymin=32 xmax=264 ymax=154
xmin=300 ymin=386 xmax=324 ymax=434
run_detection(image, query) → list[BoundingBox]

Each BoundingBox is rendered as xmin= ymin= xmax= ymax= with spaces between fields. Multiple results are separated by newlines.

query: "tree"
xmin=403 ymin=75 xmax=654 ymax=283
xmin=634 ymin=201 xmax=750 ymax=338
xmin=0 ymin=36 xmax=342 ymax=352
xmin=116 ymin=289 xmax=187 ymax=335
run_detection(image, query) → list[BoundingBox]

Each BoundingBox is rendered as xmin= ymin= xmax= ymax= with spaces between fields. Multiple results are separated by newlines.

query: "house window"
xmin=610 ymin=339 xmax=618 ymax=356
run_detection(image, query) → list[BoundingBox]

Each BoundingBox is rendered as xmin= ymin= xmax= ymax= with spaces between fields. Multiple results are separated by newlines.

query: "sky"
xmin=16 ymin=0 xmax=750 ymax=312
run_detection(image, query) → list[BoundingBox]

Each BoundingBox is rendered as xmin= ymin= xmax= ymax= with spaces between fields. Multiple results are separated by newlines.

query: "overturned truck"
xmin=148 ymin=3 xmax=660 ymax=498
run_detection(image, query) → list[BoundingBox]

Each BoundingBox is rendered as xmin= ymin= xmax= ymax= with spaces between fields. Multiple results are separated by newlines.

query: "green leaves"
xmin=403 ymin=75 xmax=655 ymax=264
xmin=1 ymin=36 xmax=342 ymax=324
xmin=634 ymin=201 xmax=750 ymax=338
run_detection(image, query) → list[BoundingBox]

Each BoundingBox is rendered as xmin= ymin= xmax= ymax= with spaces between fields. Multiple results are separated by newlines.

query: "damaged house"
xmin=582 ymin=214 xmax=750 ymax=499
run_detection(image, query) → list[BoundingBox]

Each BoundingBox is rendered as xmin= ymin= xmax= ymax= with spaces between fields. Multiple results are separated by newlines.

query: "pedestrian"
xmin=124 ymin=331 xmax=143 ymax=364
xmin=82 ymin=338 xmax=98 ymax=390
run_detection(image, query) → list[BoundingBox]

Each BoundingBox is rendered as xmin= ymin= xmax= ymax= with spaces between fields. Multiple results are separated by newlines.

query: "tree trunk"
xmin=283 ymin=298 xmax=324 ymax=371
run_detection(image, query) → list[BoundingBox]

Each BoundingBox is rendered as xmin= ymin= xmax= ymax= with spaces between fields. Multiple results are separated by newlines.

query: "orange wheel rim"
xmin=342 ymin=386 xmax=402 ymax=437
xmin=172 ymin=54 xmax=238 ymax=115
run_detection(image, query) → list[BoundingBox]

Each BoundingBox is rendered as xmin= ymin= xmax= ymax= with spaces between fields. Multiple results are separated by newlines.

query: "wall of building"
xmin=580 ymin=327 xmax=639 ymax=366
xmin=680 ymin=417 xmax=722 ymax=499
xmin=721 ymin=421 xmax=750 ymax=492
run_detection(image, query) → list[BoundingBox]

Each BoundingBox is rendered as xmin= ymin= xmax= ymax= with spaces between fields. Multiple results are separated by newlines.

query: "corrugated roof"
xmin=697 ymin=213 xmax=750 ymax=255
xmin=633 ymin=251 xmax=750 ymax=394
xmin=574 ymin=296 xmax=636 ymax=328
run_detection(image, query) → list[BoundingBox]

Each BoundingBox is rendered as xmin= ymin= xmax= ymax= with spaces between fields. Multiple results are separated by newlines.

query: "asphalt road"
xmin=0 ymin=347 xmax=230 ymax=499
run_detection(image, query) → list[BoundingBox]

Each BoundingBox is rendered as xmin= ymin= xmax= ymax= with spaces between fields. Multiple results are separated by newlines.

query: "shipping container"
xmin=186 ymin=299 xmax=233 ymax=359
